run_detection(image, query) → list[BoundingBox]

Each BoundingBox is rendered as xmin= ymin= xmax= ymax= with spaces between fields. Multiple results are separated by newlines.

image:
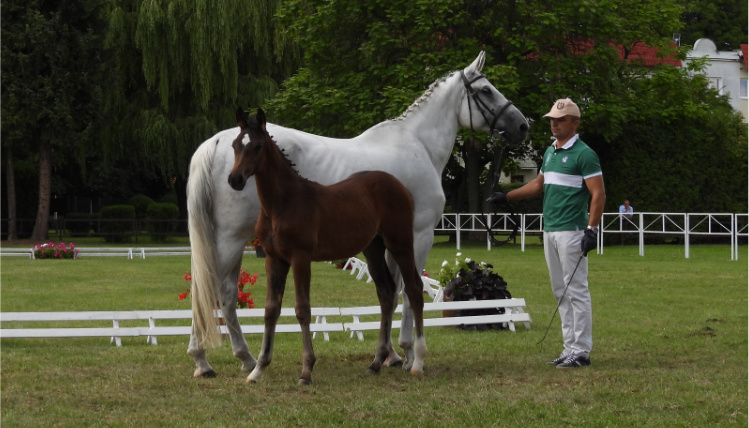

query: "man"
xmin=619 ymin=199 xmax=633 ymax=219
xmin=488 ymin=98 xmax=605 ymax=368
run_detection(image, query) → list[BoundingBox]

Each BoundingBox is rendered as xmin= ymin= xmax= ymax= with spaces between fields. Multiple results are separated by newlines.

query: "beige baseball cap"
xmin=543 ymin=98 xmax=580 ymax=118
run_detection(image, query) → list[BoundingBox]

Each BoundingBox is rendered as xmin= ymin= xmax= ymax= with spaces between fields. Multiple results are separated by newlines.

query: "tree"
xmin=101 ymin=0 xmax=299 ymax=217
xmin=1 ymin=0 xmax=109 ymax=240
xmin=679 ymin=0 xmax=748 ymax=49
xmin=269 ymin=0 xmax=696 ymax=212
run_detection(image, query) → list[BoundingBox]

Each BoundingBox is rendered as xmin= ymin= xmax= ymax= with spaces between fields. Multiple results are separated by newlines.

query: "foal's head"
xmin=228 ymin=108 xmax=271 ymax=191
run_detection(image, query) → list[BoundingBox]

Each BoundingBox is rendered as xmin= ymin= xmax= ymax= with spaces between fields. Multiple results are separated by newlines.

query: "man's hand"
xmin=581 ymin=228 xmax=597 ymax=256
xmin=486 ymin=192 xmax=508 ymax=205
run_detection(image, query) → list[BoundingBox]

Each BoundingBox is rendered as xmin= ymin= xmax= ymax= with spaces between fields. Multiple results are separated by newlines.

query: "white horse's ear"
xmin=465 ymin=51 xmax=485 ymax=75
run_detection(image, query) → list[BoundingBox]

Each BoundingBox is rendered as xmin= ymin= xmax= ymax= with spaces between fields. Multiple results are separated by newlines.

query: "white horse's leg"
xmin=220 ymin=258 xmax=257 ymax=372
xmin=187 ymin=237 xmax=256 ymax=376
xmin=395 ymin=227 xmax=433 ymax=371
xmin=187 ymin=328 xmax=215 ymax=377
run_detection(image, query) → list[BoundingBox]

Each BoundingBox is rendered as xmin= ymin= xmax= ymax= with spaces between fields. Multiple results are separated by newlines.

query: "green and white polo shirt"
xmin=540 ymin=135 xmax=602 ymax=231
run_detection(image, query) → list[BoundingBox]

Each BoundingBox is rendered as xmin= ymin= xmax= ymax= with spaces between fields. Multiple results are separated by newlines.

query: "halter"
xmin=460 ymin=70 xmax=515 ymax=133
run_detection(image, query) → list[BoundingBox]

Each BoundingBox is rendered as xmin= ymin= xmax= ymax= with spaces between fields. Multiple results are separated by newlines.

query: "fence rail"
xmin=438 ymin=212 xmax=748 ymax=260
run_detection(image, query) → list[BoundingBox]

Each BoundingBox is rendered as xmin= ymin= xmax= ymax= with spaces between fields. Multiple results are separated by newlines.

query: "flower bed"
xmin=33 ymin=242 xmax=79 ymax=260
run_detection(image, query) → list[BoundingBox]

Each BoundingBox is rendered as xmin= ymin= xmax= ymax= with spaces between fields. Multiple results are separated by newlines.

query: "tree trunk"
xmin=4 ymin=149 xmax=18 ymax=240
xmin=464 ymin=136 xmax=482 ymax=213
xmin=463 ymin=136 xmax=486 ymax=241
xmin=31 ymin=139 xmax=52 ymax=241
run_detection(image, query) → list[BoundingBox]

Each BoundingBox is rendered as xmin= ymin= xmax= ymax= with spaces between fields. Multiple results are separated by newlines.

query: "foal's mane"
xmin=257 ymin=123 xmax=306 ymax=180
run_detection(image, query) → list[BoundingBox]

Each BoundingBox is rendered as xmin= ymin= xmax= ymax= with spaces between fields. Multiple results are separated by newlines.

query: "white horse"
xmin=187 ymin=51 xmax=529 ymax=380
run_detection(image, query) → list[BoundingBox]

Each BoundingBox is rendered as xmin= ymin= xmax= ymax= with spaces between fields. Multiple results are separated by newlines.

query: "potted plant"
xmin=437 ymin=253 xmax=512 ymax=330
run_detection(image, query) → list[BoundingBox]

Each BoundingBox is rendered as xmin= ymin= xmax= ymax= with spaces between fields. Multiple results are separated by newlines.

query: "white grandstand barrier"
xmin=440 ymin=212 xmax=747 ymax=260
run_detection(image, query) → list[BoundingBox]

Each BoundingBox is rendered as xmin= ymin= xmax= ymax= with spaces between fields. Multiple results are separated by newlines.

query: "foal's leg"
xmin=291 ymin=258 xmax=316 ymax=385
xmin=363 ymin=239 xmax=398 ymax=374
xmin=247 ymin=256 xmax=289 ymax=383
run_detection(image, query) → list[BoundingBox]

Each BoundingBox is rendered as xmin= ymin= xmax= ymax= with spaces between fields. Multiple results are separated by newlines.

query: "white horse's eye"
xmin=481 ymin=86 xmax=492 ymax=95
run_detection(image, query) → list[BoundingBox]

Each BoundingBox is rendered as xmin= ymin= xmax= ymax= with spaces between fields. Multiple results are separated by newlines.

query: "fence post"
xmin=638 ymin=213 xmax=644 ymax=256
xmin=456 ymin=216 xmax=461 ymax=250
xmin=684 ymin=214 xmax=690 ymax=259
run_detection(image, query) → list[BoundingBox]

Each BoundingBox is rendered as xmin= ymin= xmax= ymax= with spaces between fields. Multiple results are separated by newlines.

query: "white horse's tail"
xmin=187 ymin=141 xmax=223 ymax=349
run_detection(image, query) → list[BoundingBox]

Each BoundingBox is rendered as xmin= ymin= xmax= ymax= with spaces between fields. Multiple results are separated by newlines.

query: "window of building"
xmin=740 ymin=78 xmax=748 ymax=99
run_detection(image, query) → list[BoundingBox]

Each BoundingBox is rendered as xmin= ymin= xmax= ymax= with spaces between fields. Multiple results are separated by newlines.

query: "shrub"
xmin=146 ymin=202 xmax=179 ymax=242
xmin=128 ymin=194 xmax=155 ymax=219
xmin=99 ymin=205 xmax=135 ymax=243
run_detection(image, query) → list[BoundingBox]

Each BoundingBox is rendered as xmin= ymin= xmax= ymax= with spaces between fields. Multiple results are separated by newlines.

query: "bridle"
xmin=460 ymin=70 xmax=521 ymax=245
xmin=460 ymin=70 xmax=516 ymax=133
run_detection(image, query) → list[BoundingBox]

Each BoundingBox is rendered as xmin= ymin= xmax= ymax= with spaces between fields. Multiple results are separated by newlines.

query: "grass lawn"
xmin=1 ymin=239 xmax=746 ymax=427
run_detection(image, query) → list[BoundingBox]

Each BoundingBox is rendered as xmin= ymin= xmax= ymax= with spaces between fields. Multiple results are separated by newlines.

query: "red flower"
xmin=180 ymin=269 xmax=258 ymax=309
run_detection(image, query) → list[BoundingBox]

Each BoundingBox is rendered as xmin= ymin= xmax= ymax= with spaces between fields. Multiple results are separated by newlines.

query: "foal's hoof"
xmin=384 ymin=356 xmax=403 ymax=368
xmin=298 ymin=378 xmax=311 ymax=386
xmin=194 ymin=368 xmax=217 ymax=378
xmin=367 ymin=365 xmax=381 ymax=375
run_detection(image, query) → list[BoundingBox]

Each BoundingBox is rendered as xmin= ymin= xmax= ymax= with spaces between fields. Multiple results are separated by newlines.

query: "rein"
xmin=460 ymin=70 xmax=515 ymax=133
xmin=483 ymin=200 xmax=520 ymax=247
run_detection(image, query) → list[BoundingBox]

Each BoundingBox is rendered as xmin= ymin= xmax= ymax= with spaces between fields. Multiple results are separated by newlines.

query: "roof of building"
xmin=527 ymin=39 xmax=681 ymax=67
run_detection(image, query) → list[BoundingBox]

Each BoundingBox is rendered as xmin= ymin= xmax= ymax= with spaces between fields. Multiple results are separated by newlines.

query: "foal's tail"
xmin=187 ymin=141 xmax=223 ymax=349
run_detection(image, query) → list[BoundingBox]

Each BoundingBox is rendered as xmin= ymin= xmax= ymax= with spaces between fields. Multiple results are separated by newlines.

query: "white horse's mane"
xmin=391 ymin=71 xmax=457 ymax=121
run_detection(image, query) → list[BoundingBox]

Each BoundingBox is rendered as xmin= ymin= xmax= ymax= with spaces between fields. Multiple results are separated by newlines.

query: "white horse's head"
xmin=459 ymin=51 xmax=529 ymax=145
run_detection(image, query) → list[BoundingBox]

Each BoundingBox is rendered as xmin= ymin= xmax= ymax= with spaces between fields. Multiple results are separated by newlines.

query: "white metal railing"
xmin=439 ymin=212 xmax=748 ymax=260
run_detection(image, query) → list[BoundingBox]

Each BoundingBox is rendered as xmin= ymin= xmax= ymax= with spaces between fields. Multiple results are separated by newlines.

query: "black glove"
xmin=581 ymin=228 xmax=597 ymax=257
xmin=486 ymin=192 xmax=508 ymax=205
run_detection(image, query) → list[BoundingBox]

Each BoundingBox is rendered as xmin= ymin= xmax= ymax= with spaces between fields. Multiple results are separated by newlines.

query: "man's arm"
xmin=507 ymin=173 xmax=544 ymax=201
xmin=585 ymin=175 xmax=606 ymax=227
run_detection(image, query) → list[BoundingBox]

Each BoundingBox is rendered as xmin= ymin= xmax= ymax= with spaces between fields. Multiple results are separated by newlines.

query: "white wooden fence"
xmin=0 ymin=299 xmax=531 ymax=346
xmin=437 ymin=212 xmax=748 ymax=260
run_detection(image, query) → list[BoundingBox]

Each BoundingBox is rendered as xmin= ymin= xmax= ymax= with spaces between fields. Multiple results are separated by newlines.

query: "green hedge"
xmin=146 ymin=202 xmax=179 ymax=242
xmin=128 ymin=194 xmax=155 ymax=219
xmin=99 ymin=205 xmax=135 ymax=243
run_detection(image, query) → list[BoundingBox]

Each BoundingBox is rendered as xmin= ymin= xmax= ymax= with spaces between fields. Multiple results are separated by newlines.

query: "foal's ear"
xmin=236 ymin=107 xmax=250 ymax=128
xmin=256 ymin=108 xmax=267 ymax=131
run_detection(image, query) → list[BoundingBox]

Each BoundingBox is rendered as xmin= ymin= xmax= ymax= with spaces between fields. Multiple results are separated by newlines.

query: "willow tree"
xmin=102 ymin=0 xmax=298 ymax=213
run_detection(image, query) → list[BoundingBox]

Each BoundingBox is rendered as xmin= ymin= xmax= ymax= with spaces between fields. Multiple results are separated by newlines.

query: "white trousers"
xmin=543 ymin=230 xmax=592 ymax=357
